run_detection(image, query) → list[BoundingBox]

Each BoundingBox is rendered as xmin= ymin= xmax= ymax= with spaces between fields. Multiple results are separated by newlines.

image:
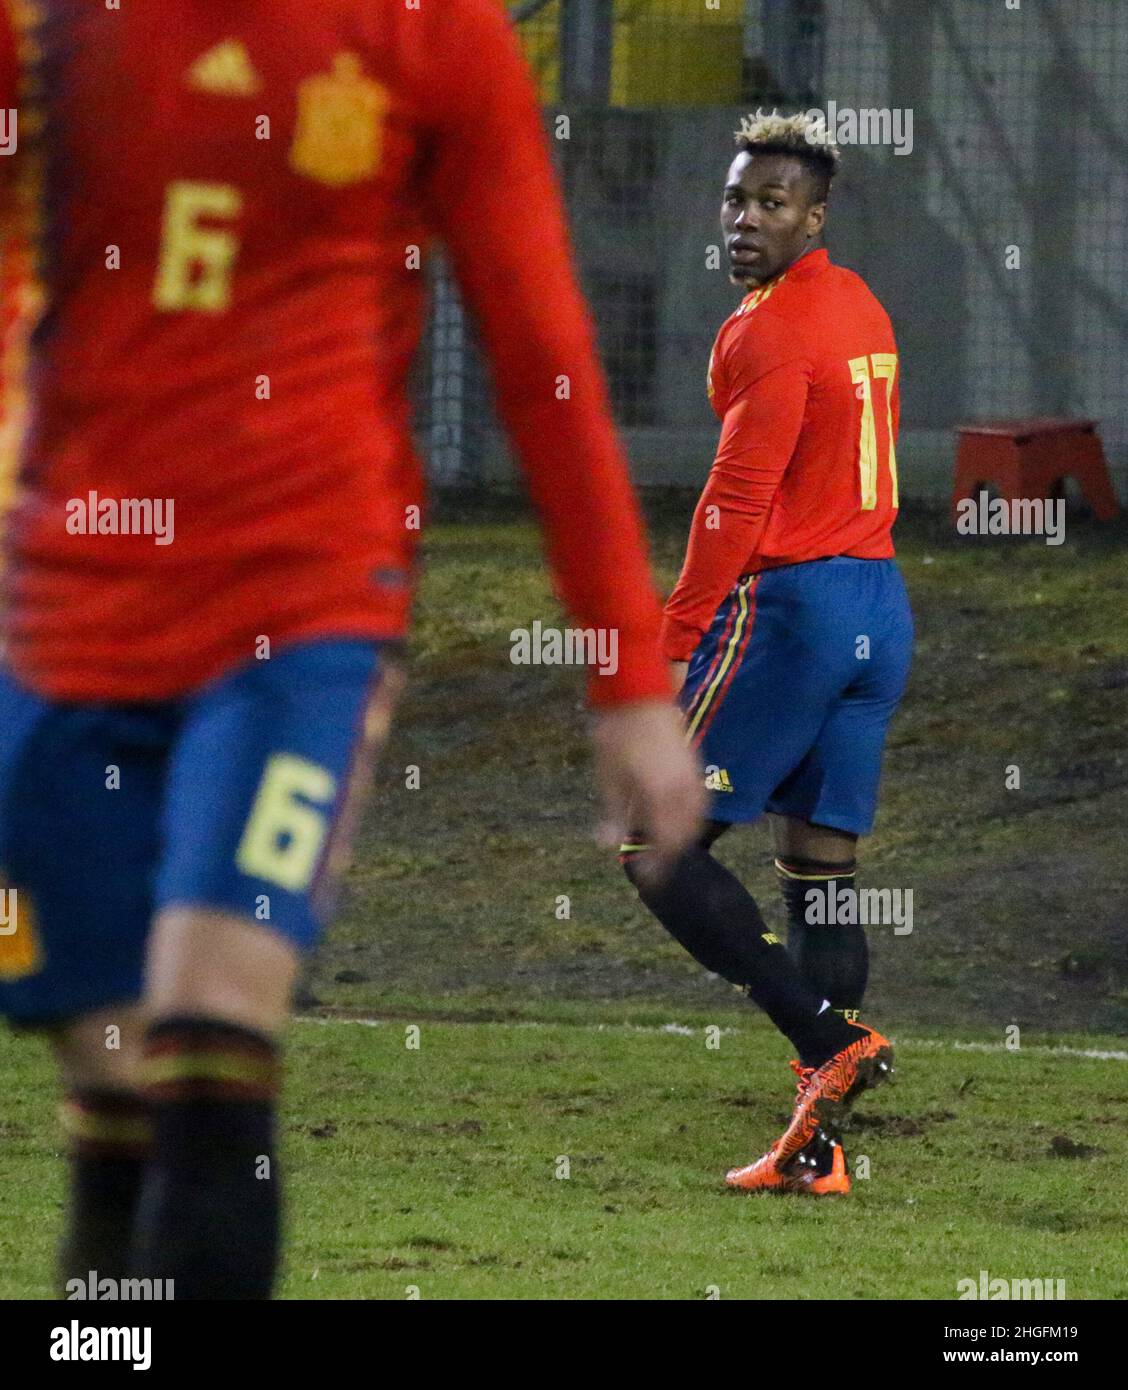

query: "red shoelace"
xmin=789 ymin=1058 xmax=815 ymax=1102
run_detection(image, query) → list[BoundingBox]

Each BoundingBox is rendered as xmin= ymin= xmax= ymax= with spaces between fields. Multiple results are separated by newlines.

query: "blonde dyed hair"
xmin=734 ymin=109 xmax=841 ymax=200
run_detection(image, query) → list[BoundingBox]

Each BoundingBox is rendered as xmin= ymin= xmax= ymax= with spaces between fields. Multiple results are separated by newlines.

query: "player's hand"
xmin=668 ymin=660 xmax=689 ymax=694
xmin=592 ymin=699 xmax=705 ymax=882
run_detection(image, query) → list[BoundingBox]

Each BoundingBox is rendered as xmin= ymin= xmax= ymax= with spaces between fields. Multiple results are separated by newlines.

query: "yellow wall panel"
xmin=504 ymin=0 xmax=744 ymax=107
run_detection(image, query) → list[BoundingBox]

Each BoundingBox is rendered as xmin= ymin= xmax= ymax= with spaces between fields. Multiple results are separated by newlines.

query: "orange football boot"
xmin=724 ymin=1151 xmax=803 ymax=1192
xmin=725 ymin=1061 xmax=818 ymax=1193
xmin=794 ymin=1131 xmax=851 ymax=1195
xmin=800 ymin=1134 xmax=850 ymax=1189
xmin=725 ymin=1129 xmax=851 ymax=1195
xmin=726 ymin=1022 xmax=892 ymax=1191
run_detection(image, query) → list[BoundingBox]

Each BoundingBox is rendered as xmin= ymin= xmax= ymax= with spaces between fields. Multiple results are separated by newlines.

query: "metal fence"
xmin=421 ymin=0 xmax=1128 ymax=500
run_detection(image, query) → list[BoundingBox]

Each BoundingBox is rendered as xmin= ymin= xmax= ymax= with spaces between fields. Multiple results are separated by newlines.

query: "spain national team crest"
xmin=289 ymin=53 xmax=388 ymax=187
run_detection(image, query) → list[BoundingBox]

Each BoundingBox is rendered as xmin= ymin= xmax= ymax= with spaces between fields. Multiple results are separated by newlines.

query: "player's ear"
xmin=805 ymin=200 xmax=827 ymax=238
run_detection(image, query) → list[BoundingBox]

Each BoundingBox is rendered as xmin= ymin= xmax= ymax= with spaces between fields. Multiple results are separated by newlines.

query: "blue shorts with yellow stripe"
xmin=0 ymin=638 xmax=395 ymax=1027
xmin=681 ymin=557 xmax=912 ymax=834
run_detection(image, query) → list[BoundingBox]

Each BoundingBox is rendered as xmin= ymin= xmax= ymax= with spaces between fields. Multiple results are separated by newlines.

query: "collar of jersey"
xmin=740 ymin=246 xmax=829 ymax=306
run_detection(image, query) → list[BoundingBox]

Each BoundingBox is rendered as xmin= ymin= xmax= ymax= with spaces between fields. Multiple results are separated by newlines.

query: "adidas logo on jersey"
xmin=705 ymin=767 xmax=734 ymax=793
xmin=187 ymin=40 xmax=262 ymax=97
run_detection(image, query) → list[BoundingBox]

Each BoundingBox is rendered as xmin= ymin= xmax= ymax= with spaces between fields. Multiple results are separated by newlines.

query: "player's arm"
xmin=659 ymin=318 xmax=811 ymax=662
xmin=0 ymin=3 xmax=18 ymax=541
xmin=419 ymin=0 xmax=704 ymax=866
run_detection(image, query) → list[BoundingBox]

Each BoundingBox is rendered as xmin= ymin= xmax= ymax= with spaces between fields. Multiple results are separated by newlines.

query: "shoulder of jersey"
xmin=720 ymin=275 xmax=807 ymax=355
xmin=827 ymin=262 xmax=876 ymax=297
xmin=731 ymin=272 xmax=792 ymax=322
xmin=821 ymin=262 xmax=893 ymax=331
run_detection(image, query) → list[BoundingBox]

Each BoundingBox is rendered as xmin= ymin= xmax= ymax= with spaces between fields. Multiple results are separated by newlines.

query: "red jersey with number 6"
xmin=0 ymin=0 xmax=671 ymax=708
xmin=660 ymin=248 xmax=899 ymax=662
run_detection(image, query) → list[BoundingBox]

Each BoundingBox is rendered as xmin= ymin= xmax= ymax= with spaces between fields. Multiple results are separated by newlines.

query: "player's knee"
xmin=619 ymin=840 xmax=692 ymax=903
xmin=771 ymin=813 xmax=858 ymax=865
xmin=618 ymin=838 xmax=649 ymax=887
xmin=146 ymin=906 xmax=299 ymax=1039
xmin=619 ymin=820 xmax=730 ymax=889
xmin=51 ymin=1006 xmax=146 ymax=1093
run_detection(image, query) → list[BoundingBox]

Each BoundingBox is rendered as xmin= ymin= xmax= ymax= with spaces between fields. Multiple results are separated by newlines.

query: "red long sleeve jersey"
xmin=0 ymin=0 xmax=670 ymax=708
xmin=660 ymin=248 xmax=900 ymax=662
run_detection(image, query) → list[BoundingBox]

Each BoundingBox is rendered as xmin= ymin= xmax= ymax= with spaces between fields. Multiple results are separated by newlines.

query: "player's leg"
xmin=622 ymin=574 xmax=859 ymax=1070
xmin=770 ymin=814 xmax=866 ymax=1021
xmin=134 ymin=908 xmax=295 ymax=1301
xmin=0 ymin=676 xmax=165 ymax=1290
xmin=762 ymin=814 xmax=867 ymax=1194
xmin=766 ymin=557 xmax=914 ymax=1024
xmin=131 ymin=638 xmax=402 ymax=1300
xmin=724 ymin=559 xmax=913 ymax=1191
xmin=623 ymin=823 xmax=858 ymax=1067
xmin=50 ymin=1007 xmax=150 ymax=1294
xmin=146 ymin=906 xmax=298 ymax=1036
xmin=733 ymin=776 xmax=899 ymax=1192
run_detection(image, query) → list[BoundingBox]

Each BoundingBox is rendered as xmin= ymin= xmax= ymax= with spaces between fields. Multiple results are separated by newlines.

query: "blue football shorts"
xmin=0 ymin=637 xmax=396 ymax=1026
xmin=680 ymin=556 xmax=913 ymax=835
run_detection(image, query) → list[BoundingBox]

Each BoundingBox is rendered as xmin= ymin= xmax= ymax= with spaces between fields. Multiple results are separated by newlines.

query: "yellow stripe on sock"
xmin=142 ymin=1052 xmax=277 ymax=1088
xmin=774 ymin=858 xmax=856 ymax=881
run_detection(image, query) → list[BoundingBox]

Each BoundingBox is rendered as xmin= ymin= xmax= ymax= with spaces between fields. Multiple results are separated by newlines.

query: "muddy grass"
xmin=312 ymin=494 xmax=1128 ymax=1037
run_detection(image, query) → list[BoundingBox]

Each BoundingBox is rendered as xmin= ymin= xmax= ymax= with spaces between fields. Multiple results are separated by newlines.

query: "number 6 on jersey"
xmin=152 ymin=180 xmax=242 ymax=314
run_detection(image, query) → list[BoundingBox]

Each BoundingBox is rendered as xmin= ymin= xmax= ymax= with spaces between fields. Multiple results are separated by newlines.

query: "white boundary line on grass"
xmin=904 ymin=1037 xmax=1128 ymax=1063
xmin=294 ymin=1015 xmax=1128 ymax=1061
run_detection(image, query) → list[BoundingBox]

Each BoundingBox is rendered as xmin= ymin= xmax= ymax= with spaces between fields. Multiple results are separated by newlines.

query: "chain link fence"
xmin=420 ymin=0 xmax=1128 ymax=500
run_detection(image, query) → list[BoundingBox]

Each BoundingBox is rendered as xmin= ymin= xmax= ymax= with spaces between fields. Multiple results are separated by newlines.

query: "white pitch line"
xmin=901 ymin=1037 xmax=1128 ymax=1063
xmin=297 ymin=1014 xmax=387 ymax=1029
xmin=293 ymin=1016 xmax=738 ymax=1036
xmin=294 ymin=1015 xmax=1128 ymax=1060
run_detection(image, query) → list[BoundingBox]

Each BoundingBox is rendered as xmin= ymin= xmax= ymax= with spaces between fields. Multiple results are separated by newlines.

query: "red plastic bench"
xmin=952 ymin=418 xmax=1119 ymax=522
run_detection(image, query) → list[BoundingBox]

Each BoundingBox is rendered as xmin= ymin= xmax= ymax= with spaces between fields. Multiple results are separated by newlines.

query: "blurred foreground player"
xmin=621 ymin=113 xmax=912 ymax=1194
xmin=0 ymin=1 xmax=703 ymax=1297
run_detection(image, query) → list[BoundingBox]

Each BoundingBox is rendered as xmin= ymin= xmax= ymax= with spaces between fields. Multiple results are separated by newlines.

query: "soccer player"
xmin=621 ymin=112 xmax=913 ymax=1194
xmin=0 ymin=0 xmax=704 ymax=1297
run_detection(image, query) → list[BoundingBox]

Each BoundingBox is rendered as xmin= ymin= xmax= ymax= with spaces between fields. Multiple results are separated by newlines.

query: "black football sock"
xmin=777 ymin=857 xmax=868 ymax=1019
xmin=58 ymin=1088 xmax=152 ymax=1296
xmin=622 ymin=842 xmax=856 ymax=1067
xmin=131 ymin=1016 xmax=282 ymax=1300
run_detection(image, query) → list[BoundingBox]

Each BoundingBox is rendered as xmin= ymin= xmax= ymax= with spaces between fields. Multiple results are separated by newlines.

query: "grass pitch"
xmin=1 ymin=494 xmax=1126 ymax=1298
xmin=2 ymin=1017 xmax=1125 ymax=1300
